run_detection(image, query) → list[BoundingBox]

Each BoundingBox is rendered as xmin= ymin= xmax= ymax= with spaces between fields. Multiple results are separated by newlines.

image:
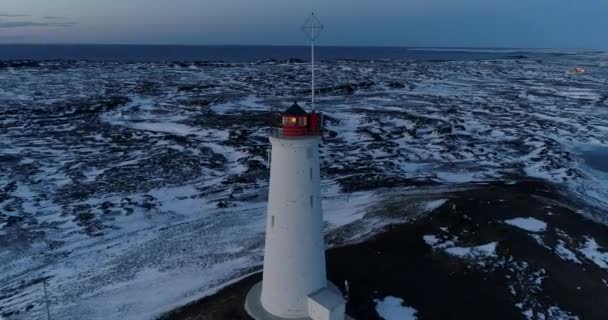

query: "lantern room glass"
xmin=283 ymin=116 xmax=298 ymax=125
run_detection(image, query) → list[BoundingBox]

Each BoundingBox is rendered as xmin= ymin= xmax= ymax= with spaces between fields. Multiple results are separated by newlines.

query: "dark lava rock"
xmin=93 ymin=148 xmax=205 ymax=193
xmin=4 ymin=215 xmax=25 ymax=227
xmin=386 ymin=81 xmax=406 ymax=89
xmin=135 ymin=81 xmax=163 ymax=95
xmin=177 ymin=84 xmax=216 ymax=92
xmin=216 ymin=199 xmax=236 ymax=209
xmin=32 ymin=96 xmax=129 ymax=118
xmin=299 ymin=81 xmax=375 ymax=95
xmin=337 ymin=174 xmax=436 ymax=192
xmin=192 ymin=110 xmax=281 ymax=129
xmin=159 ymin=180 xmax=608 ymax=320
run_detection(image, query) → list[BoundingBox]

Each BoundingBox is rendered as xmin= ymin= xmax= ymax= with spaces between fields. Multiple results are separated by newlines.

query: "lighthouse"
xmin=245 ymin=13 xmax=352 ymax=320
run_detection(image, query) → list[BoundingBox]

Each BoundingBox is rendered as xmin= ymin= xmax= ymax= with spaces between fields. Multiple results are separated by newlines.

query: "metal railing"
xmin=269 ymin=127 xmax=322 ymax=139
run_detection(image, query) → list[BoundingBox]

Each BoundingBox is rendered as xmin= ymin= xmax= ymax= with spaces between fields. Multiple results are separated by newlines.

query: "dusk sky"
xmin=1 ymin=0 xmax=607 ymax=49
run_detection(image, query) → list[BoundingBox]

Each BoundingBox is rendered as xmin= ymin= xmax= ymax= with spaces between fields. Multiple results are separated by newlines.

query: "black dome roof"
xmin=284 ymin=102 xmax=308 ymax=116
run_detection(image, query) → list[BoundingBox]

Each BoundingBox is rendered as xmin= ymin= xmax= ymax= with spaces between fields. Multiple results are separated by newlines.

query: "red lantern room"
xmin=281 ymin=102 xmax=322 ymax=137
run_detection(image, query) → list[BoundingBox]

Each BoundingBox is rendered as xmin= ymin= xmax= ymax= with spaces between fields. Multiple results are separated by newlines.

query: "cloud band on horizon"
xmin=0 ymin=21 xmax=76 ymax=28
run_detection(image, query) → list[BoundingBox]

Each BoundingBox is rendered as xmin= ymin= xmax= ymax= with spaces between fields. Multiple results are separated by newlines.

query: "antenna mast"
xmin=302 ymin=13 xmax=323 ymax=111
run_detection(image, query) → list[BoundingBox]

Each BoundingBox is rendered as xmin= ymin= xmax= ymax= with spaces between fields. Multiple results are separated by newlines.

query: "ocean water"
xmin=0 ymin=44 xmax=540 ymax=62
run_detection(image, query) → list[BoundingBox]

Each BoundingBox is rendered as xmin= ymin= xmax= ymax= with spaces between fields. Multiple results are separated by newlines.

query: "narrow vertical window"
xmin=310 ymin=168 xmax=313 ymax=180
xmin=310 ymin=196 xmax=313 ymax=208
xmin=271 ymin=215 xmax=275 ymax=228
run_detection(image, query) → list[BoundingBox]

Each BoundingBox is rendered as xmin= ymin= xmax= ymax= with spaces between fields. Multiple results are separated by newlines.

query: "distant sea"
xmin=0 ymin=44 xmax=548 ymax=62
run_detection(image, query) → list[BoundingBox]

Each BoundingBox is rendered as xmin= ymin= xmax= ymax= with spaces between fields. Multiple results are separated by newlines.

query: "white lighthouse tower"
xmin=245 ymin=13 xmax=353 ymax=320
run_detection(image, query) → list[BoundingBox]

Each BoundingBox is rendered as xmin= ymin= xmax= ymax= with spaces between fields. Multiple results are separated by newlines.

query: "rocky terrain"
xmin=1 ymin=51 xmax=607 ymax=319
xmin=161 ymin=181 xmax=608 ymax=320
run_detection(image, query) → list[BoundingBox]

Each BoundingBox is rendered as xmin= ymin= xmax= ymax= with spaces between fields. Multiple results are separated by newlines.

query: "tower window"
xmin=283 ymin=116 xmax=298 ymax=125
xmin=271 ymin=215 xmax=275 ymax=228
xmin=310 ymin=168 xmax=313 ymax=180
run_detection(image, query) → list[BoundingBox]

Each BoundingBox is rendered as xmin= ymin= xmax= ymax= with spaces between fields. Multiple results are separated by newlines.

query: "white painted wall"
xmin=260 ymin=135 xmax=327 ymax=318
xmin=308 ymin=288 xmax=347 ymax=320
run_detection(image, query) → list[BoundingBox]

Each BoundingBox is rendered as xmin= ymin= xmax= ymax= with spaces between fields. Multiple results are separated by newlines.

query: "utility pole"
xmin=43 ymin=280 xmax=51 ymax=320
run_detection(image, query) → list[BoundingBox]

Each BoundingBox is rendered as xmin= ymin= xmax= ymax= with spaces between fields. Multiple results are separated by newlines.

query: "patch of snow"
xmin=375 ymin=296 xmax=418 ymax=320
xmin=423 ymin=235 xmax=442 ymax=247
xmin=424 ymin=234 xmax=498 ymax=263
xmin=554 ymin=87 xmax=601 ymax=101
xmin=555 ymin=241 xmax=581 ymax=264
xmin=578 ymin=236 xmax=608 ymax=270
xmin=129 ymin=122 xmax=199 ymax=136
xmin=444 ymin=242 xmax=498 ymax=259
xmin=530 ymin=234 xmax=551 ymax=250
xmin=149 ymin=185 xmax=215 ymax=216
xmin=323 ymin=189 xmax=376 ymax=228
xmin=421 ymin=199 xmax=447 ymax=212
xmin=518 ymin=304 xmax=578 ymax=320
xmin=531 ymin=269 xmax=546 ymax=286
xmin=545 ymin=306 xmax=580 ymax=320
xmin=435 ymin=171 xmax=478 ymax=183
xmin=504 ymin=217 xmax=547 ymax=233
xmin=50 ymin=258 xmax=253 ymax=320
xmin=324 ymin=112 xmax=366 ymax=145
xmin=210 ymin=95 xmax=267 ymax=114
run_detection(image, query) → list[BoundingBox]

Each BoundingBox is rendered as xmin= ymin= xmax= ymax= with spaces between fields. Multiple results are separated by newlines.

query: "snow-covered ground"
xmin=504 ymin=217 xmax=548 ymax=233
xmin=424 ymin=234 xmax=498 ymax=261
xmin=1 ymin=51 xmax=608 ymax=319
xmin=375 ymin=296 xmax=418 ymax=320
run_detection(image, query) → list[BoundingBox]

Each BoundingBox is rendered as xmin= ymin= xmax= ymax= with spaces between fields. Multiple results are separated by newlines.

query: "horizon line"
xmin=0 ymin=43 xmax=603 ymax=52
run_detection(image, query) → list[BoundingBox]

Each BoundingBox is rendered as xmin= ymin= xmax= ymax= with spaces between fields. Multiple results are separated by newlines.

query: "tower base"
xmin=245 ymin=282 xmax=355 ymax=320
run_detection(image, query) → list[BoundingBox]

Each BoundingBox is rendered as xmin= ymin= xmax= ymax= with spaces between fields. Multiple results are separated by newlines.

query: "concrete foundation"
xmin=246 ymin=282 xmax=354 ymax=320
